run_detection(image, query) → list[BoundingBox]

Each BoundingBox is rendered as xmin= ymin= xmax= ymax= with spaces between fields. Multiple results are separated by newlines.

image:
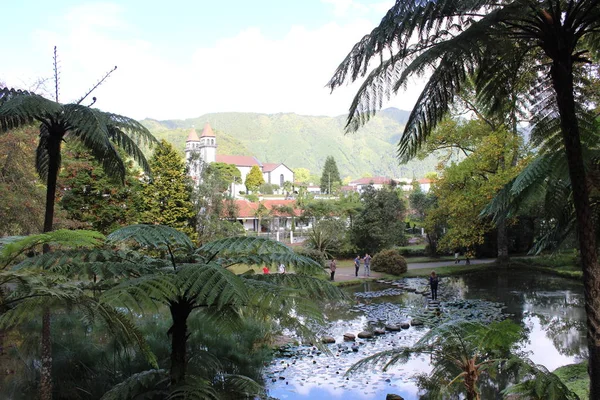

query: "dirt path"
xmin=330 ymin=258 xmax=496 ymax=283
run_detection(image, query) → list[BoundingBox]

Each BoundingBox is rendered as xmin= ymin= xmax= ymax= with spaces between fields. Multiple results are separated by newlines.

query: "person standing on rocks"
xmin=354 ymin=255 xmax=361 ymax=277
xmin=429 ymin=271 xmax=439 ymax=300
xmin=364 ymin=253 xmax=371 ymax=277
xmin=278 ymin=263 xmax=286 ymax=274
xmin=329 ymin=258 xmax=337 ymax=281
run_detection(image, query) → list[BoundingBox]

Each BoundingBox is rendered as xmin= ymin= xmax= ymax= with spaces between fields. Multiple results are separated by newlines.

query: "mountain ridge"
xmin=140 ymin=108 xmax=437 ymax=180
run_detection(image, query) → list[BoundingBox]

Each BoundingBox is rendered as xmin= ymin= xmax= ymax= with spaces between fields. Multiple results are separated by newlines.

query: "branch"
xmin=76 ymin=66 xmax=118 ymax=105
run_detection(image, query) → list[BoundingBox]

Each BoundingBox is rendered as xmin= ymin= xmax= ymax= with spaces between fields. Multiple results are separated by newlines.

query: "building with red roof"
xmin=185 ymin=123 xmax=294 ymax=194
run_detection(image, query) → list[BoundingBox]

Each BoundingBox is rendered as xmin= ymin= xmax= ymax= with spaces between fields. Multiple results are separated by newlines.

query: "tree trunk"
xmin=551 ymin=51 xmax=600 ymax=399
xmin=496 ymin=218 xmax=509 ymax=265
xmin=40 ymin=134 xmax=61 ymax=400
xmin=169 ymin=301 xmax=192 ymax=385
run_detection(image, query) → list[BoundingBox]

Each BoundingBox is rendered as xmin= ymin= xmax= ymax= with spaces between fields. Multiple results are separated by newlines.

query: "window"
xmin=280 ymin=174 xmax=284 ymax=187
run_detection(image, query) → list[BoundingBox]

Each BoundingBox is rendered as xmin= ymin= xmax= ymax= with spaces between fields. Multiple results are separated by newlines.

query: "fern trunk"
xmin=169 ymin=301 xmax=192 ymax=385
xmin=551 ymin=47 xmax=600 ymax=399
xmin=40 ymin=134 xmax=61 ymax=400
xmin=496 ymin=219 xmax=509 ymax=265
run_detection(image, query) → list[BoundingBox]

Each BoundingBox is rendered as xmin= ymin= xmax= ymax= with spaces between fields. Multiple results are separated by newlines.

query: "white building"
xmin=186 ymin=123 xmax=294 ymax=195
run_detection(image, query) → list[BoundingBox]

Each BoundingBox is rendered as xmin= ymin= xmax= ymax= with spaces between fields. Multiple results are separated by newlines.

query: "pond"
xmin=266 ymin=269 xmax=587 ymax=399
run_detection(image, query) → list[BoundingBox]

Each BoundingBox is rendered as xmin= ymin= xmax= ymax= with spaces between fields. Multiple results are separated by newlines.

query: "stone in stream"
xmin=386 ymin=394 xmax=405 ymax=400
xmin=374 ymin=328 xmax=386 ymax=335
xmin=400 ymin=322 xmax=410 ymax=329
xmin=343 ymin=333 xmax=356 ymax=341
xmin=385 ymin=324 xmax=400 ymax=331
xmin=410 ymin=319 xmax=424 ymax=326
xmin=358 ymin=331 xmax=374 ymax=339
xmin=321 ymin=336 xmax=336 ymax=344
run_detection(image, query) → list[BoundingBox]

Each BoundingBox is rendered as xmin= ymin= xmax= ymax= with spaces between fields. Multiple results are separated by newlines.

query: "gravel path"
xmin=330 ymin=258 xmax=496 ymax=283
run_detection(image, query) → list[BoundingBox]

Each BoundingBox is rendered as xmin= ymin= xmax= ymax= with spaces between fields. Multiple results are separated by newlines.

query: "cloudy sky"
xmin=2 ymin=0 xmax=423 ymax=120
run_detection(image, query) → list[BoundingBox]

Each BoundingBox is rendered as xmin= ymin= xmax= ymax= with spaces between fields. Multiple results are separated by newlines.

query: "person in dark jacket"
xmin=429 ymin=271 xmax=439 ymax=300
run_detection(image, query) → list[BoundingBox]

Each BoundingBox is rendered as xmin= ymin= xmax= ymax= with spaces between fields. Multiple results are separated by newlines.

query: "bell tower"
xmin=199 ymin=123 xmax=217 ymax=164
xmin=185 ymin=128 xmax=201 ymax=182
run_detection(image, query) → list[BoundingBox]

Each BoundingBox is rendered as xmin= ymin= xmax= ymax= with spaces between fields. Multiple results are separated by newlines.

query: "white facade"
xmin=262 ymin=164 xmax=294 ymax=188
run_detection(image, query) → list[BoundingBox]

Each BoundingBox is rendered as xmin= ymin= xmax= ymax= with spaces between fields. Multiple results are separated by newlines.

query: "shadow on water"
xmin=267 ymin=269 xmax=587 ymax=399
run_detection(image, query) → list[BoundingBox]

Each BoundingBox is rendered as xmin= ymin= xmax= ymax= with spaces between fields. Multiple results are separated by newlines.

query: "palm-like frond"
xmin=0 ymin=89 xmax=62 ymax=132
xmin=107 ymin=224 xmax=196 ymax=256
xmin=101 ymin=274 xmax=179 ymax=312
xmin=198 ymin=236 xmax=325 ymax=275
xmin=0 ymin=230 xmax=104 ymax=270
xmin=502 ymin=360 xmax=580 ymax=400
xmin=100 ymin=369 xmax=169 ymax=400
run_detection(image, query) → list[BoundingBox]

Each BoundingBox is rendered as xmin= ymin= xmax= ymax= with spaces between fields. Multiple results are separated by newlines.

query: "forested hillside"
xmin=141 ymin=108 xmax=438 ymax=180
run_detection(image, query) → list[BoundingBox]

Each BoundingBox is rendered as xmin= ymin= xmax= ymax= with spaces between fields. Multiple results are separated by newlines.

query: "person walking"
xmin=364 ymin=253 xmax=371 ymax=277
xmin=429 ymin=271 xmax=439 ymax=300
xmin=454 ymin=251 xmax=460 ymax=264
xmin=278 ymin=263 xmax=286 ymax=274
xmin=262 ymin=266 xmax=270 ymax=274
xmin=329 ymin=259 xmax=337 ymax=281
xmin=354 ymin=255 xmax=361 ymax=277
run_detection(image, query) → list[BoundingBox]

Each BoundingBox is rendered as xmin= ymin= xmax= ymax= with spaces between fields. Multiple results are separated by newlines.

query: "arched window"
xmin=211 ymin=139 xmax=214 ymax=145
xmin=280 ymin=174 xmax=284 ymax=187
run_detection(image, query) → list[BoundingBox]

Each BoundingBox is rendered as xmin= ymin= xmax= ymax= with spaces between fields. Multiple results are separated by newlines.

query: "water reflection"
xmin=267 ymin=270 xmax=587 ymax=399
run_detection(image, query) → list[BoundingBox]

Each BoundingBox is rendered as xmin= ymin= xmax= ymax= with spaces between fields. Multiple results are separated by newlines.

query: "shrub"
xmin=246 ymin=193 xmax=259 ymax=202
xmin=294 ymin=247 xmax=326 ymax=267
xmin=371 ymin=249 xmax=407 ymax=275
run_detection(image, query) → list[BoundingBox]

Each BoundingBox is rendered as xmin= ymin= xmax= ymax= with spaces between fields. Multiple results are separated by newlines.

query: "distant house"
xmin=185 ymin=123 xmax=293 ymax=195
xmin=418 ymin=178 xmax=433 ymax=193
xmin=348 ymin=176 xmax=400 ymax=193
xmin=232 ymin=199 xmax=302 ymax=231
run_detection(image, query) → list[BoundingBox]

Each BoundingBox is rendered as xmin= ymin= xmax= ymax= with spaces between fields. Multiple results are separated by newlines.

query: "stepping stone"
xmin=358 ymin=331 xmax=374 ymax=339
xmin=400 ymin=323 xmax=410 ymax=329
xmin=385 ymin=324 xmax=400 ymax=331
xmin=374 ymin=328 xmax=386 ymax=335
xmin=410 ymin=319 xmax=424 ymax=326
xmin=321 ymin=336 xmax=335 ymax=344
xmin=343 ymin=333 xmax=356 ymax=341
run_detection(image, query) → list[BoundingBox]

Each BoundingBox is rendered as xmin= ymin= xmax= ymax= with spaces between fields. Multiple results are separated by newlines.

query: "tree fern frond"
xmin=0 ymin=90 xmax=61 ymax=132
xmin=107 ymin=224 xmax=195 ymax=254
xmin=177 ymin=263 xmax=250 ymax=309
xmin=101 ymin=274 xmax=178 ymax=312
xmin=35 ymin=127 xmax=51 ymax=181
xmin=168 ymin=375 xmax=219 ymax=400
xmin=0 ymin=230 xmax=104 ymax=270
xmin=244 ymin=273 xmax=347 ymax=302
xmin=215 ymin=374 xmax=267 ymax=399
xmin=100 ymin=369 xmax=169 ymax=400
xmin=106 ymin=125 xmax=152 ymax=175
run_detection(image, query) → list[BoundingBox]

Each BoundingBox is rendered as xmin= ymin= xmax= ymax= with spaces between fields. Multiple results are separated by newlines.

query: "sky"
xmin=1 ymin=0 xmax=424 ymax=120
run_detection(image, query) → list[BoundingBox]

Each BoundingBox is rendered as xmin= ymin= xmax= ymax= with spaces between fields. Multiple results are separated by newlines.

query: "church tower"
xmin=185 ymin=128 xmax=201 ymax=182
xmin=199 ymin=123 xmax=217 ymax=164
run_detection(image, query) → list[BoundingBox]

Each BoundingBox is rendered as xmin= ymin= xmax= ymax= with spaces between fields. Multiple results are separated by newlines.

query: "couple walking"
xmin=354 ymin=254 xmax=372 ymax=277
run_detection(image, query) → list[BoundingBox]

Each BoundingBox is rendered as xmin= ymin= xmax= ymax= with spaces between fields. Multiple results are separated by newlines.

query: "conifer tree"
xmin=245 ymin=165 xmax=264 ymax=193
xmin=140 ymin=140 xmax=196 ymax=238
xmin=320 ymin=156 xmax=341 ymax=194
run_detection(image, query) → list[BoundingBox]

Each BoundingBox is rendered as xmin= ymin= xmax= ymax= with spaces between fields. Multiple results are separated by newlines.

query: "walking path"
xmin=331 ymin=258 xmax=496 ymax=283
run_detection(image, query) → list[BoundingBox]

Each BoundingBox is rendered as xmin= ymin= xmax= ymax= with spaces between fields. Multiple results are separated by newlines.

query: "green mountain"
xmin=140 ymin=108 xmax=437 ymax=181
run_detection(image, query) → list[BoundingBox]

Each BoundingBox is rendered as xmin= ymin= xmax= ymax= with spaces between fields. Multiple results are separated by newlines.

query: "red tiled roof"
xmin=232 ymin=199 xmax=301 ymax=218
xmin=216 ymin=155 xmax=261 ymax=167
xmin=418 ymin=178 xmax=433 ymax=184
xmin=340 ymin=185 xmax=357 ymax=192
xmin=350 ymin=176 xmax=396 ymax=185
xmin=262 ymin=163 xmax=280 ymax=172
xmin=186 ymin=128 xmax=200 ymax=142
xmin=200 ymin=123 xmax=215 ymax=137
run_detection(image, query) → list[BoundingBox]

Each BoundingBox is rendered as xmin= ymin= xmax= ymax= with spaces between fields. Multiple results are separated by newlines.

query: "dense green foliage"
xmin=0 ymin=126 xmax=47 ymax=235
xmin=320 ymin=156 xmax=342 ymax=194
xmin=58 ymin=143 xmax=144 ymax=234
xmin=140 ymin=140 xmax=196 ymax=238
xmin=351 ymin=185 xmax=406 ymax=253
xmin=141 ymin=109 xmax=440 ymax=180
xmin=245 ymin=165 xmax=265 ymax=192
xmin=207 ymin=162 xmax=242 ymax=192
xmin=371 ymin=249 xmax=407 ymax=275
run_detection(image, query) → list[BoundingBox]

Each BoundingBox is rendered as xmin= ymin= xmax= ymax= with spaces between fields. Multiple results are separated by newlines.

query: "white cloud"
xmin=9 ymin=2 xmax=423 ymax=120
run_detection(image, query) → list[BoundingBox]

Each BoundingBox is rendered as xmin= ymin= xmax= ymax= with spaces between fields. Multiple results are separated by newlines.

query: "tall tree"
xmin=320 ymin=156 xmax=341 ymax=194
xmin=293 ymin=167 xmax=311 ymax=183
xmin=245 ymin=165 xmax=264 ymax=193
xmin=351 ymin=184 xmax=406 ymax=253
xmin=140 ymin=140 xmax=196 ymax=238
xmin=0 ymin=70 xmax=156 ymax=399
xmin=207 ymin=162 xmax=242 ymax=192
xmin=328 ymin=2 xmax=600 ymax=394
xmin=58 ymin=143 xmax=144 ymax=234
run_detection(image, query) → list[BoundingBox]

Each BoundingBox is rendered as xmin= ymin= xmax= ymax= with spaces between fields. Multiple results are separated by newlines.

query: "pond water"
xmin=266 ymin=269 xmax=587 ymax=399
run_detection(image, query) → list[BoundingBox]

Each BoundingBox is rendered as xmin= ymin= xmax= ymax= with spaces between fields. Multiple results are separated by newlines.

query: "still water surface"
xmin=267 ymin=270 xmax=587 ymax=399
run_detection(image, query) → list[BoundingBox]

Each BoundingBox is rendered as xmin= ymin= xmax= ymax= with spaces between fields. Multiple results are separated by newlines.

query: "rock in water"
xmin=386 ymin=394 xmax=404 ymax=400
xmin=357 ymin=331 xmax=374 ymax=339
xmin=321 ymin=336 xmax=336 ymax=344
xmin=343 ymin=333 xmax=356 ymax=341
